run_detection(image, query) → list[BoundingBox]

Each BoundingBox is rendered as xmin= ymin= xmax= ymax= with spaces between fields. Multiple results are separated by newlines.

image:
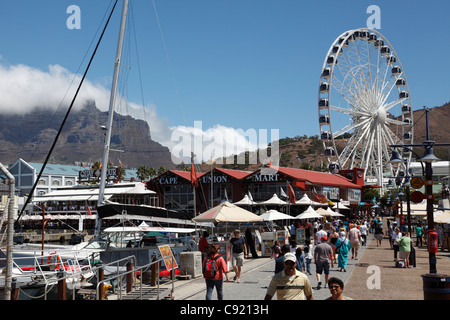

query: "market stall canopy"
xmin=192 ymin=201 xmax=263 ymax=223
xmin=399 ymin=200 xmax=438 ymax=216
xmin=295 ymin=206 xmax=323 ymax=219
xmin=233 ymin=194 xmax=256 ymax=206
xmin=316 ymin=207 xmax=332 ymax=216
xmin=327 ymin=207 xmax=344 ymax=217
xmin=434 ymin=210 xmax=450 ymax=224
xmin=256 ymin=194 xmax=288 ymax=206
xmin=259 ymin=209 xmax=294 ymax=221
xmin=332 ymin=203 xmax=350 ymax=210
xmin=295 ymin=194 xmax=327 ymax=206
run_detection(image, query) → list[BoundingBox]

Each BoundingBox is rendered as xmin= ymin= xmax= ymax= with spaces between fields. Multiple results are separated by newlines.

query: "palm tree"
xmin=158 ymin=166 xmax=166 ymax=175
xmin=136 ymin=165 xmax=150 ymax=181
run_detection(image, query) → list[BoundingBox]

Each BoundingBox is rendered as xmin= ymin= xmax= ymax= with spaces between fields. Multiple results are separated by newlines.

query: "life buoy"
xmin=47 ymin=252 xmax=62 ymax=271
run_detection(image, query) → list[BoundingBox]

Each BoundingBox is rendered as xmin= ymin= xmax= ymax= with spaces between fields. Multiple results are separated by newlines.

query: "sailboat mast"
xmin=97 ymin=0 xmax=129 ymax=233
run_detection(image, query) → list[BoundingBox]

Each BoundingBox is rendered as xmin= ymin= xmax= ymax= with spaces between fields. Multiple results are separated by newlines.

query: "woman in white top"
xmin=392 ymin=227 xmax=401 ymax=261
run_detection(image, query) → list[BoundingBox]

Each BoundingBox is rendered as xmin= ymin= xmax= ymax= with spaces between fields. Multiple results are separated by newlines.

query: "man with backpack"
xmin=202 ymin=244 xmax=229 ymax=300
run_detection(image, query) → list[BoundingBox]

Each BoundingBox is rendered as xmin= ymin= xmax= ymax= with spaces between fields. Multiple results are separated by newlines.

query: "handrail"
xmin=95 ymin=253 xmax=175 ymax=300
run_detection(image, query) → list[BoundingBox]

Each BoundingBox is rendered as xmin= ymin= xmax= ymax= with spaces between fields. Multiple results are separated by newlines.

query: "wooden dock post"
xmin=150 ymin=255 xmax=157 ymax=286
xmin=126 ymin=261 xmax=133 ymax=293
xmin=57 ymin=270 xmax=66 ymax=300
xmin=97 ymin=267 xmax=104 ymax=300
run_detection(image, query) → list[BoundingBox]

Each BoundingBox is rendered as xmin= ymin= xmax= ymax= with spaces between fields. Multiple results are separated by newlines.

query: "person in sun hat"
xmin=264 ymin=252 xmax=313 ymax=300
xmin=314 ymin=236 xmax=334 ymax=290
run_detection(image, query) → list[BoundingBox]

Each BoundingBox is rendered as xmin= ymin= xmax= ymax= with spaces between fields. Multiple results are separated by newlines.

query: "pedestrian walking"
xmin=374 ymin=220 xmax=384 ymax=247
xmin=271 ymin=240 xmax=281 ymax=260
xmin=398 ymin=231 xmax=412 ymax=268
xmin=325 ymin=277 xmax=353 ymax=300
xmin=230 ymin=229 xmax=247 ymax=283
xmin=295 ymin=246 xmax=305 ymax=272
xmin=304 ymin=239 xmax=313 ymax=275
xmin=202 ymin=244 xmax=229 ymax=300
xmin=348 ymin=223 xmax=362 ymax=260
xmin=264 ymin=252 xmax=313 ymax=300
xmin=392 ymin=227 xmax=401 ymax=261
xmin=315 ymin=225 xmax=327 ymax=244
xmin=335 ymin=231 xmax=351 ymax=272
xmin=415 ymin=222 xmax=423 ymax=247
xmin=245 ymin=228 xmax=258 ymax=259
xmin=359 ymin=220 xmax=368 ymax=246
xmin=275 ymin=244 xmax=291 ymax=274
xmin=314 ymin=236 xmax=334 ymax=289
xmin=329 ymin=227 xmax=339 ymax=264
xmin=199 ymin=231 xmax=209 ymax=261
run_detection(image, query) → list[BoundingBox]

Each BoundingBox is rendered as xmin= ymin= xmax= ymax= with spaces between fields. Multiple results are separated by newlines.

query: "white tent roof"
xmin=192 ymin=201 xmax=264 ymax=223
xmin=259 ymin=209 xmax=294 ymax=221
xmin=295 ymin=194 xmax=326 ymax=206
xmin=327 ymin=207 xmax=344 ymax=217
xmin=233 ymin=194 xmax=256 ymax=206
xmin=295 ymin=206 xmax=323 ymax=219
xmin=435 ymin=211 xmax=450 ymax=224
xmin=257 ymin=194 xmax=288 ymax=206
xmin=332 ymin=202 xmax=350 ymax=210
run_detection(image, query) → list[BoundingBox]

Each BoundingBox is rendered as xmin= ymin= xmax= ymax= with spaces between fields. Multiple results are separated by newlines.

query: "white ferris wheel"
xmin=318 ymin=28 xmax=413 ymax=189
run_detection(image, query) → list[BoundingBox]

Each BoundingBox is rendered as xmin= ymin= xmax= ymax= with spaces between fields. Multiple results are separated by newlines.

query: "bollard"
xmin=98 ymin=268 xmax=104 ymax=300
xmin=126 ymin=261 xmax=133 ymax=293
xmin=150 ymin=256 xmax=157 ymax=286
xmin=57 ymin=270 xmax=66 ymax=300
xmin=11 ymin=278 xmax=19 ymax=300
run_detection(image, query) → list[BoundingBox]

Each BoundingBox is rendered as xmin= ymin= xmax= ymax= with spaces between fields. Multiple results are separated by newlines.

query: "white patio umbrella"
xmin=315 ymin=207 xmax=331 ymax=216
xmin=327 ymin=207 xmax=344 ymax=217
xmin=233 ymin=194 xmax=256 ymax=206
xmin=259 ymin=209 xmax=294 ymax=221
xmin=295 ymin=206 xmax=323 ymax=219
xmin=257 ymin=194 xmax=288 ymax=206
xmin=295 ymin=194 xmax=327 ymax=206
xmin=192 ymin=201 xmax=263 ymax=223
xmin=332 ymin=203 xmax=350 ymax=210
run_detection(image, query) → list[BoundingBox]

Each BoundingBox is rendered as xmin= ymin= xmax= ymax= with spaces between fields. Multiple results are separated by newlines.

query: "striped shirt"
xmin=266 ymin=270 xmax=313 ymax=300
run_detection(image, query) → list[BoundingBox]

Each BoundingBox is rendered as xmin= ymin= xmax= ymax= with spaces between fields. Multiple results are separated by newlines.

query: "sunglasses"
xmin=284 ymin=261 xmax=296 ymax=266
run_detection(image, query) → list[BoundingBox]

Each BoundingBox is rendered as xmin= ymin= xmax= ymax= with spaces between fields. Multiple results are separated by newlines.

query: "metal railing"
xmin=95 ymin=253 xmax=175 ymax=300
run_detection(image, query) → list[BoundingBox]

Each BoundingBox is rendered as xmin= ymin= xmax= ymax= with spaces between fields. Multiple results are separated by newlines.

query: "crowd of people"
xmin=198 ymin=212 xmax=446 ymax=300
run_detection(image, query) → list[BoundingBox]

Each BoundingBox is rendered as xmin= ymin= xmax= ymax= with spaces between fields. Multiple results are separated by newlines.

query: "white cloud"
xmin=0 ymin=62 xmax=277 ymax=165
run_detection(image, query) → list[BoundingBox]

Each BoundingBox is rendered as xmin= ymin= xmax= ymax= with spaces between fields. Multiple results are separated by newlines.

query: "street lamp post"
xmin=389 ymin=107 xmax=449 ymax=274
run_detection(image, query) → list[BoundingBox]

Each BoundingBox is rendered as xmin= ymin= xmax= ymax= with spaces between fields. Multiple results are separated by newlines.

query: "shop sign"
xmin=348 ymin=188 xmax=361 ymax=202
xmin=252 ymin=173 xmax=280 ymax=182
xmin=201 ymin=175 xmax=229 ymax=184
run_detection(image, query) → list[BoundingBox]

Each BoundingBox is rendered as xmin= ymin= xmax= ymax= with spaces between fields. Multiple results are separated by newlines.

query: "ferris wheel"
xmin=318 ymin=28 xmax=413 ymax=188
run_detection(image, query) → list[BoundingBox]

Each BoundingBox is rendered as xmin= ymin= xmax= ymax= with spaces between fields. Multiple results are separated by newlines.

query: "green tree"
xmin=136 ymin=165 xmax=150 ymax=181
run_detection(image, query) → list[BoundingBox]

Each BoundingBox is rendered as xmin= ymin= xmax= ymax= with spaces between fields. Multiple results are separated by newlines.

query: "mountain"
xmin=0 ymin=101 xmax=176 ymax=169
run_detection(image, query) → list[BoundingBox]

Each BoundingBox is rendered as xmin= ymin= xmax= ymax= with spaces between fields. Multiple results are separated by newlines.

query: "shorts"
xmin=315 ymin=261 xmax=330 ymax=275
xmin=375 ymin=234 xmax=383 ymax=241
xmin=399 ymin=251 xmax=410 ymax=260
xmin=350 ymin=241 xmax=361 ymax=250
xmin=232 ymin=252 xmax=244 ymax=267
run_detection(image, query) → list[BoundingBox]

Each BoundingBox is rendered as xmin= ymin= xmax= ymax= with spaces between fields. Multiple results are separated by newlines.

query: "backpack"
xmin=203 ymin=255 xmax=220 ymax=278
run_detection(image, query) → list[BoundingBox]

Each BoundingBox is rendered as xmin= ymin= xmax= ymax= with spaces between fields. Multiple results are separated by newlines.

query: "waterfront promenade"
xmin=160 ymin=220 xmax=450 ymax=300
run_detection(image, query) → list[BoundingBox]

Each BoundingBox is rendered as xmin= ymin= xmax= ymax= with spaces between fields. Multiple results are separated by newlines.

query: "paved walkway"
xmin=159 ymin=221 xmax=450 ymax=301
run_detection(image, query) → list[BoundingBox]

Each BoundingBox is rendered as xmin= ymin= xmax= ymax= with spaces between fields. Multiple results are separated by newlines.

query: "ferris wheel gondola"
xmin=318 ymin=28 xmax=413 ymax=189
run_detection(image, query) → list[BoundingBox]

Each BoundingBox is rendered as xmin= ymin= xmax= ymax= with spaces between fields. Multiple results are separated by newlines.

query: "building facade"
xmin=146 ymin=165 xmax=365 ymax=216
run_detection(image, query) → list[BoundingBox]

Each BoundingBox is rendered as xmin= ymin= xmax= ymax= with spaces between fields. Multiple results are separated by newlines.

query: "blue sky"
xmin=0 ymin=0 xmax=449 ymax=162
